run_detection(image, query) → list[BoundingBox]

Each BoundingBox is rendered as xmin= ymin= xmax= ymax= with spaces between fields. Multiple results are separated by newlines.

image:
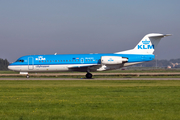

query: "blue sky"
xmin=0 ymin=0 xmax=180 ymax=62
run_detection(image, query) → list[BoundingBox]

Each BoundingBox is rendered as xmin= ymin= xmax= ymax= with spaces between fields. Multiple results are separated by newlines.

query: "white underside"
xmin=9 ymin=62 xmax=142 ymax=73
xmin=9 ymin=64 xmax=69 ymax=72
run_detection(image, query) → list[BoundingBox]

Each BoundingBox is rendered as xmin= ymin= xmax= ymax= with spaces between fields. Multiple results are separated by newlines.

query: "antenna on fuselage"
xmin=54 ymin=53 xmax=57 ymax=55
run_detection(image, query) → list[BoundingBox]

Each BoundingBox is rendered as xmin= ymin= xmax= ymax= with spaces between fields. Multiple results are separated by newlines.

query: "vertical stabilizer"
xmin=115 ymin=33 xmax=171 ymax=54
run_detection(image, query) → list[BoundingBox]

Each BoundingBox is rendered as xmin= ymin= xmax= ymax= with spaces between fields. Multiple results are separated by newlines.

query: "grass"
xmin=100 ymin=68 xmax=180 ymax=73
xmin=0 ymin=80 xmax=180 ymax=120
xmin=0 ymin=71 xmax=19 ymax=74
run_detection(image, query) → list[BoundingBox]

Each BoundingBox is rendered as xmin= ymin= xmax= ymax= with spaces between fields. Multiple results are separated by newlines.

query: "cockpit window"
xmin=16 ymin=59 xmax=24 ymax=62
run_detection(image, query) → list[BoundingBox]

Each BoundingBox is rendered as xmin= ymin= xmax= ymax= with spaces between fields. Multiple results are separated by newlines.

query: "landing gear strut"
xmin=86 ymin=72 xmax=92 ymax=79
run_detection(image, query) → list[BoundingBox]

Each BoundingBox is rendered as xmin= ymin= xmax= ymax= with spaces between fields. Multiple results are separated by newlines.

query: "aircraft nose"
xmin=8 ymin=64 xmax=21 ymax=71
xmin=8 ymin=65 xmax=13 ymax=70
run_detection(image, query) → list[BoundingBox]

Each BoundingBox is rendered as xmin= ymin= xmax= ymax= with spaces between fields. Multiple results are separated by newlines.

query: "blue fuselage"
xmin=9 ymin=53 xmax=154 ymax=66
xmin=8 ymin=53 xmax=155 ymax=72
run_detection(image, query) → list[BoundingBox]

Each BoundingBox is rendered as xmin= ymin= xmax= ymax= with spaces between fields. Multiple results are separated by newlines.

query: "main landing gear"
xmin=86 ymin=72 xmax=92 ymax=79
xmin=26 ymin=74 xmax=30 ymax=78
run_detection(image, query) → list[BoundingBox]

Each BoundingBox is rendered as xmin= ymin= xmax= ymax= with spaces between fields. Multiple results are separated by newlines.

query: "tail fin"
xmin=116 ymin=33 xmax=171 ymax=54
xmin=133 ymin=33 xmax=171 ymax=54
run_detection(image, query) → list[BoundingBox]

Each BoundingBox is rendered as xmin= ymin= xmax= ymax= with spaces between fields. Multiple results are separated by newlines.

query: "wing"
xmin=67 ymin=64 xmax=100 ymax=72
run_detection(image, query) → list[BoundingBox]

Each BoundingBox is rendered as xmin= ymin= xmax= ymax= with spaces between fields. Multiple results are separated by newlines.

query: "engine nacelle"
xmin=101 ymin=56 xmax=128 ymax=64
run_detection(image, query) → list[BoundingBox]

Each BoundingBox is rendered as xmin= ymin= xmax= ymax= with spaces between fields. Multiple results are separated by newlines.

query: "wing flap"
xmin=68 ymin=64 xmax=99 ymax=72
xmin=68 ymin=64 xmax=96 ymax=68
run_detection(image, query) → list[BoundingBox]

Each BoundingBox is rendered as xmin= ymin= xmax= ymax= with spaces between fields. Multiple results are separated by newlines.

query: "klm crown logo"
xmin=36 ymin=56 xmax=46 ymax=61
xmin=142 ymin=39 xmax=150 ymax=44
xmin=138 ymin=39 xmax=154 ymax=49
xmin=108 ymin=58 xmax=114 ymax=62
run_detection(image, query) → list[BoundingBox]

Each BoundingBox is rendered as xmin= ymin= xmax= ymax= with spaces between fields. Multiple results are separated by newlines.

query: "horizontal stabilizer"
xmin=148 ymin=34 xmax=172 ymax=38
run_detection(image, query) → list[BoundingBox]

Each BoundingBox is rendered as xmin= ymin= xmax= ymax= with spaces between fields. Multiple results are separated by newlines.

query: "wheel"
xmin=86 ymin=73 xmax=92 ymax=79
xmin=26 ymin=75 xmax=30 ymax=78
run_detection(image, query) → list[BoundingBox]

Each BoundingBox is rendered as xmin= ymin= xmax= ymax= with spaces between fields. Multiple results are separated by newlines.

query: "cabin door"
xmin=80 ymin=58 xmax=84 ymax=64
xmin=28 ymin=57 xmax=34 ymax=70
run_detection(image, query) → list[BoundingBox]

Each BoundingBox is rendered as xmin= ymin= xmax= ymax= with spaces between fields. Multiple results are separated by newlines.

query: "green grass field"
xmin=0 ymin=80 xmax=180 ymax=120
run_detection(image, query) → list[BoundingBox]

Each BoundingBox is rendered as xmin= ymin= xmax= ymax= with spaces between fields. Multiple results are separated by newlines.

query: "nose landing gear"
xmin=26 ymin=74 xmax=30 ymax=78
xmin=86 ymin=72 xmax=92 ymax=79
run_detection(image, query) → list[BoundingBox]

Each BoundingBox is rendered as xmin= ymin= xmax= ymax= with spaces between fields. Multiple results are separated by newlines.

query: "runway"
xmin=1 ymin=72 xmax=180 ymax=77
xmin=1 ymin=78 xmax=180 ymax=80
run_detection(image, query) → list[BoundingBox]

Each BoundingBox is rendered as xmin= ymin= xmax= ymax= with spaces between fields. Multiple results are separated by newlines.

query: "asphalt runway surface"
xmin=1 ymin=78 xmax=180 ymax=80
xmin=1 ymin=72 xmax=180 ymax=77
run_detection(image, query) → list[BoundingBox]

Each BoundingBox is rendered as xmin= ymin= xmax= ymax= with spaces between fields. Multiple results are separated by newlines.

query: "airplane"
xmin=8 ymin=33 xmax=171 ymax=78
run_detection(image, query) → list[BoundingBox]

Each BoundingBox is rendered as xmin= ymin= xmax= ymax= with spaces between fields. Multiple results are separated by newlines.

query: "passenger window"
xmin=55 ymin=60 xmax=57 ymax=62
xmin=39 ymin=61 xmax=41 ymax=62
xmin=69 ymin=60 xmax=71 ymax=62
xmin=47 ymin=60 xmax=48 ymax=62
xmin=66 ymin=60 xmax=68 ymax=62
xmin=50 ymin=60 xmax=51 ymax=62
xmin=42 ymin=61 xmax=43 ymax=62
xmin=58 ymin=60 xmax=59 ymax=62
xmin=63 ymin=60 xmax=65 ymax=62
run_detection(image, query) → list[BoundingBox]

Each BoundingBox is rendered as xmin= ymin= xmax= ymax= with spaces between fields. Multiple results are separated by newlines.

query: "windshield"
xmin=16 ymin=59 xmax=24 ymax=62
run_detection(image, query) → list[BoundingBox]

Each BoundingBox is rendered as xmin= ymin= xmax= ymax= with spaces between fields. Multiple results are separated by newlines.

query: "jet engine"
xmin=101 ymin=56 xmax=128 ymax=64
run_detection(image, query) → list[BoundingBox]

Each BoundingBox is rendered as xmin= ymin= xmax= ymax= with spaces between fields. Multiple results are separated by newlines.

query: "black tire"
xmin=86 ymin=73 xmax=92 ymax=79
xmin=26 ymin=75 xmax=30 ymax=78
